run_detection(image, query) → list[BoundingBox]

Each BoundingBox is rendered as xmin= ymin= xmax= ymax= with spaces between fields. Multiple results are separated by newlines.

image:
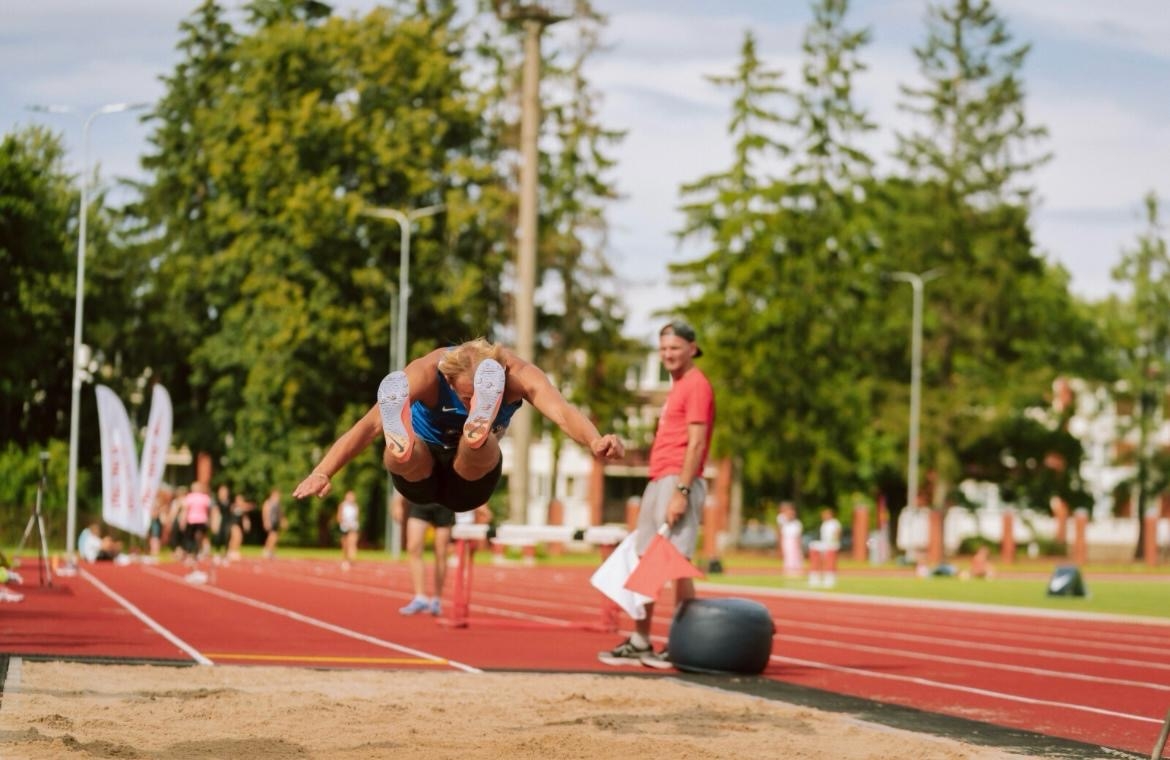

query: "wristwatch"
xmin=676 ymin=483 xmax=691 ymax=496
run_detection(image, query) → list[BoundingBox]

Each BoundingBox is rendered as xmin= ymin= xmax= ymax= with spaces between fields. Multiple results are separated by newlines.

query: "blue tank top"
xmin=412 ymin=369 xmax=522 ymax=448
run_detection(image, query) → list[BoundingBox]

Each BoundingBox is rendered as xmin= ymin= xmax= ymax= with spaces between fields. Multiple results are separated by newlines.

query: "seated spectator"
xmin=961 ymin=546 xmax=995 ymax=580
xmin=739 ymin=518 xmax=777 ymax=550
xmin=78 ymin=522 xmax=123 ymax=562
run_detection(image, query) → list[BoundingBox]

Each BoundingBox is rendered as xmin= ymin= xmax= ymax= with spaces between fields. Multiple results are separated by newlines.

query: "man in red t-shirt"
xmin=599 ymin=319 xmax=714 ymax=668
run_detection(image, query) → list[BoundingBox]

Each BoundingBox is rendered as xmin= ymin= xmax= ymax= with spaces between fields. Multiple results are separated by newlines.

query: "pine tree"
xmin=885 ymin=0 xmax=1075 ymax=508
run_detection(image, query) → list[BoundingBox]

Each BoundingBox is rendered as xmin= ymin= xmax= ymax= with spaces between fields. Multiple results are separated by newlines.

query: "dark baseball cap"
xmin=660 ymin=319 xmax=703 ymax=358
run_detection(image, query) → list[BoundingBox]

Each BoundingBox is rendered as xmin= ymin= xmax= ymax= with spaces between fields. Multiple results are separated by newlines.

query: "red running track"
xmin=2 ymin=555 xmax=1167 ymax=756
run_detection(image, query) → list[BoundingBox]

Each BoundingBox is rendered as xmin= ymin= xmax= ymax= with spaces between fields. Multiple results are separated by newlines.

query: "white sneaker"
xmin=463 ymin=359 xmax=505 ymax=447
xmin=378 ymin=371 xmax=414 ymax=460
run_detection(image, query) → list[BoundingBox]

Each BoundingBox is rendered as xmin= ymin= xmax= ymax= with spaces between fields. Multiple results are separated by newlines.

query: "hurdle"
xmin=440 ymin=523 xmax=628 ymax=631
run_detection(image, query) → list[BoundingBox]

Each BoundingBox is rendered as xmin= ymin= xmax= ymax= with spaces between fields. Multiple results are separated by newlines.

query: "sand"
xmin=0 ymin=660 xmax=1041 ymax=759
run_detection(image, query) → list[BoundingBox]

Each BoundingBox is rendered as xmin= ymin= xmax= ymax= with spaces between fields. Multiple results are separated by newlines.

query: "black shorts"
xmin=392 ymin=442 xmax=500 ymax=513
xmin=407 ymin=501 xmax=456 ymax=528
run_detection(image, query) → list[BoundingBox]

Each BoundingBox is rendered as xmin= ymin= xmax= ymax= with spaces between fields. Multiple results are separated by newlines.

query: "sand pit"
xmin=0 ymin=660 xmax=1041 ymax=759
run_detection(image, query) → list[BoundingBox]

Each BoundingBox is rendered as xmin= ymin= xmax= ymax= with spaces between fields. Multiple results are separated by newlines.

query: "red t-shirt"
xmin=648 ymin=366 xmax=715 ymax=481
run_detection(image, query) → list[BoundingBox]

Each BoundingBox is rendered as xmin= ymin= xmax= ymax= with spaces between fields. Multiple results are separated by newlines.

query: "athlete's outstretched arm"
xmin=505 ymin=352 xmax=625 ymax=461
xmin=292 ymin=406 xmax=382 ymax=499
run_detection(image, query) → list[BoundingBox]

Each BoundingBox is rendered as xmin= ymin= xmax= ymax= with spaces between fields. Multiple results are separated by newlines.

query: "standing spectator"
xmin=226 ymin=493 xmax=252 ymax=561
xmin=336 ymin=490 xmax=361 ymax=570
xmin=808 ymin=507 xmax=842 ymax=588
xmin=213 ymin=484 xmax=233 ymax=557
xmin=393 ymin=492 xmax=454 ymax=616
xmin=182 ymin=482 xmax=213 ymax=562
xmin=261 ymin=488 xmax=284 ymax=560
xmin=166 ymin=486 xmax=188 ymax=559
xmin=147 ymin=488 xmax=169 ymax=562
xmin=599 ymin=320 xmax=714 ymax=669
xmin=777 ymin=501 xmax=804 ymax=578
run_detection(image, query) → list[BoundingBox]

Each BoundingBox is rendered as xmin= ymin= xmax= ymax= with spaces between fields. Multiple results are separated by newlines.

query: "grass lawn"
xmin=703 ymin=557 xmax=1170 ymax=620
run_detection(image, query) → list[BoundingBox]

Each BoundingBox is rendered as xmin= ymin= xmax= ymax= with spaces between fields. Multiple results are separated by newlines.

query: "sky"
xmin=3 ymin=0 xmax=1168 ymax=344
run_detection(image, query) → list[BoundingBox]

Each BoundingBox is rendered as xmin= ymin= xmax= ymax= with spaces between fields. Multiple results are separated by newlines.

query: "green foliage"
xmin=0 ymin=129 xmax=79 ymax=448
xmin=674 ymin=14 xmax=882 ymax=511
xmin=130 ymin=2 xmax=513 ymax=505
xmin=0 ymin=440 xmax=81 ymax=548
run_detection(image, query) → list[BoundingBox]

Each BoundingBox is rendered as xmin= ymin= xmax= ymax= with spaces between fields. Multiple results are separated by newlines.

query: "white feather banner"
xmin=136 ymin=384 xmax=172 ymax=537
xmin=94 ymin=385 xmax=140 ymax=535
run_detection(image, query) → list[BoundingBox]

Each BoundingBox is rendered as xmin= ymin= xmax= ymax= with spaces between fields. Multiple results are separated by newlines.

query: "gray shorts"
xmin=635 ymin=475 xmax=705 ymax=559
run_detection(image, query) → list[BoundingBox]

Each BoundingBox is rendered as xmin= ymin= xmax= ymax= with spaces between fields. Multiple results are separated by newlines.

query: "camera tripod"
xmin=15 ymin=451 xmax=53 ymax=587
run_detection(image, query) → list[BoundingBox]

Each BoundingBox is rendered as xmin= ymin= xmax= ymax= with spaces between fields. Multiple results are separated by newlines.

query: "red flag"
xmin=623 ymin=530 xmax=703 ymax=598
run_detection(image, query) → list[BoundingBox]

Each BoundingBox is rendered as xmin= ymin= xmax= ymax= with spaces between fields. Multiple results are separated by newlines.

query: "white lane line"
xmin=81 ymin=568 xmax=212 ymax=666
xmin=142 ymin=566 xmax=481 ymax=673
xmin=711 ymin=582 xmax=1170 ymax=628
xmin=782 ymin=619 xmax=1170 ymax=673
xmin=779 ymin=633 xmax=1170 ymax=692
xmin=772 ymin=653 xmax=1163 ymax=725
xmin=783 ymin=606 xmax=1170 ymax=650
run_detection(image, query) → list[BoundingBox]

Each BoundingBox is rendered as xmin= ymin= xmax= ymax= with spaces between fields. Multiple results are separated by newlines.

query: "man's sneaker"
xmin=597 ymin=638 xmax=653 ymax=666
xmin=429 ymin=598 xmax=442 ymax=616
xmin=399 ymin=597 xmax=429 ymax=616
xmin=640 ymin=648 xmax=674 ymax=670
xmin=463 ymin=359 xmax=505 ymax=448
xmin=378 ymin=371 xmax=414 ymax=460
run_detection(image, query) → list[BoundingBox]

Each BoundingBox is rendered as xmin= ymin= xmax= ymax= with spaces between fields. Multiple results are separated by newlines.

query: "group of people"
xmin=140 ymin=482 xmax=284 ymax=564
xmin=294 ymin=320 xmax=714 ymax=670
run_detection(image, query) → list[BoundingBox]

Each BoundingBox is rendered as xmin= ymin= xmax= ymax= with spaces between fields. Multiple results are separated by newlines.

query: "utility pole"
xmin=890 ymin=269 xmax=943 ymax=514
xmin=493 ymin=1 xmax=572 ymax=523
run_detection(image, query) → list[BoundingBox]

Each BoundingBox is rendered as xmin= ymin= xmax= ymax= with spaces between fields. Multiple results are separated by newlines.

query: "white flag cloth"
xmin=136 ymin=384 xmax=172 ymax=537
xmin=589 ymin=531 xmax=653 ymax=621
xmin=94 ymin=385 xmax=141 ymax=536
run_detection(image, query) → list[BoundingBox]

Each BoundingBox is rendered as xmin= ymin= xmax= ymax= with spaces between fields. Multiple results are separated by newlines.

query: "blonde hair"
xmin=438 ymin=338 xmax=504 ymax=383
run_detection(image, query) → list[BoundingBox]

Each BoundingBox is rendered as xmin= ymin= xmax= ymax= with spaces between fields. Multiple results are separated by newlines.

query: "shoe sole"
xmin=463 ymin=359 xmax=505 ymax=448
xmin=378 ymin=372 xmax=414 ymax=460
xmin=597 ymin=655 xmax=652 ymax=666
xmin=640 ymin=656 xmax=674 ymax=670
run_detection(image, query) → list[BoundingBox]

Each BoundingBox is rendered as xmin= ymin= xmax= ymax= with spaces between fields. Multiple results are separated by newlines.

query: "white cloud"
xmin=3 ymin=0 xmax=1167 ymax=338
xmin=996 ymin=0 xmax=1170 ymax=60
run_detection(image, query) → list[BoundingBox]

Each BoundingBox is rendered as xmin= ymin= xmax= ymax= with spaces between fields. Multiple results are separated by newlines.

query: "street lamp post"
xmin=362 ymin=204 xmax=443 ymax=558
xmin=493 ymin=0 xmax=571 ymax=523
xmin=29 ymin=102 xmax=150 ymax=562
xmin=890 ymin=269 xmax=943 ymax=516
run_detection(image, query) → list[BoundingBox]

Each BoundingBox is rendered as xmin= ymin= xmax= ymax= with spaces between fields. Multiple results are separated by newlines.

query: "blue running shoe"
xmin=399 ymin=596 xmax=429 ymax=616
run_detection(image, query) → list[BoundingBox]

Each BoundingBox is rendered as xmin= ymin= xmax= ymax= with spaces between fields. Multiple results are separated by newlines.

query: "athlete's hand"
xmin=590 ymin=434 xmax=625 ymax=461
xmin=292 ymin=471 xmax=332 ymax=499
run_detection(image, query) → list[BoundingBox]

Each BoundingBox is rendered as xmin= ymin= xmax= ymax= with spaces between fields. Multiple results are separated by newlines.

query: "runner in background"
xmin=336 ymin=490 xmax=361 ymax=570
xmin=393 ymin=492 xmax=454 ymax=616
xmin=261 ymin=488 xmax=284 ymax=560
